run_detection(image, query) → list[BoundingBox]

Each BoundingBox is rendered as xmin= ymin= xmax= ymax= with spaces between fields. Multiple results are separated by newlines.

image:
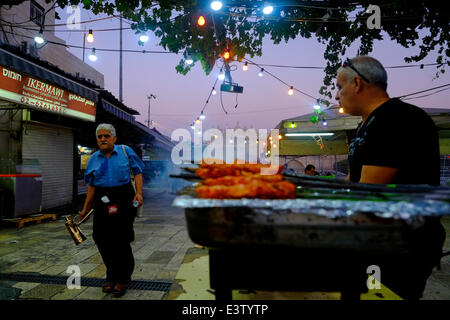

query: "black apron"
xmin=92 ymin=182 xmax=137 ymax=244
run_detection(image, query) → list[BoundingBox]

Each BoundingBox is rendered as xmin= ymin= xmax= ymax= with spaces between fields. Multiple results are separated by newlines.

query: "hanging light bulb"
xmin=243 ymin=62 xmax=248 ymax=71
xmin=88 ymin=48 xmax=97 ymax=61
xmin=288 ymin=86 xmax=294 ymax=96
xmin=212 ymin=88 xmax=217 ymax=95
xmin=339 ymin=107 xmax=344 ymax=113
xmin=211 ymin=1 xmax=223 ymax=11
xmin=258 ymin=68 xmax=264 ymax=77
xmin=278 ymin=135 xmax=282 ymax=140
xmin=218 ymin=72 xmax=225 ymax=80
xmin=313 ymin=102 xmax=321 ymax=110
xmin=263 ymin=5 xmax=274 ymax=15
xmin=185 ymin=53 xmax=194 ymax=65
xmin=322 ymin=119 xmax=328 ymax=126
xmin=223 ymin=49 xmax=230 ymax=60
xmin=200 ymin=111 xmax=206 ymax=120
xmin=196 ymin=118 xmax=201 ymax=124
xmin=34 ymin=29 xmax=44 ymax=44
xmin=197 ymin=15 xmax=206 ymax=26
xmin=190 ymin=123 xmax=195 ymax=130
xmin=86 ymin=29 xmax=94 ymax=43
xmin=139 ymin=32 xmax=149 ymax=43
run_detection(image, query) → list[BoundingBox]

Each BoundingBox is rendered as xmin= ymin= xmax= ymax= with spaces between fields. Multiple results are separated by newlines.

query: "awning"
xmin=101 ymin=100 xmax=136 ymax=124
xmin=135 ymin=122 xmax=174 ymax=150
xmin=0 ymin=47 xmax=98 ymax=102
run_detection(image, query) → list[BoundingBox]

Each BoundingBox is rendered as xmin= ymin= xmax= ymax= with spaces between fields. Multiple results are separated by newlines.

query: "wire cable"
xmin=237 ymin=60 xmax=442 ymax=70
xmin=243 ymin=57 xmax=318 ymax=101
xmin=397 ymin=83 xmax=450 ymax=99
xmin=0 ymin=29 xmax=176 ymax=54
xmin=402 ymin=87 xmax=450 ymax=100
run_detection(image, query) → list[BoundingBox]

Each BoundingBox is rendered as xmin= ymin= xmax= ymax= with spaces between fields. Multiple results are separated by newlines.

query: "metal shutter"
xmin=22 ymin=123 xmax=73 ymax=209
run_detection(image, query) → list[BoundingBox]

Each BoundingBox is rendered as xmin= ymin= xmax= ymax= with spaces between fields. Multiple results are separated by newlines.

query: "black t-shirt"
xmin=348 ymin=98 xmax=440 ymax=186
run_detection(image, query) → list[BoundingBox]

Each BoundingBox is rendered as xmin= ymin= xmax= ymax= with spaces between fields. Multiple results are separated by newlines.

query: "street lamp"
xmin=147 ymin=94 xmax=156 ymax=128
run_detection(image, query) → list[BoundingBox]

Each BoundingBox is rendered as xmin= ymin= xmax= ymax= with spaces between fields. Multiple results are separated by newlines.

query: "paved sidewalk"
xmin=0 ymin=188 xmax=195 ymax=300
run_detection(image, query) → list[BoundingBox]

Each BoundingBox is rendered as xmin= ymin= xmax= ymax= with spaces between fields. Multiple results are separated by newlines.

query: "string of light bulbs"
xmin=238 ymin=60 xmax=443 ymax=70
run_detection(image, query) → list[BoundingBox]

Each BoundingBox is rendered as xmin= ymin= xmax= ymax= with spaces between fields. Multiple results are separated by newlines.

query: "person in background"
xmin=335 ymin=55 xmax=445 ymax=300
xmin=304 ymin=164 xmax=316 ymax=176
xmin=79 ymin=123 xmax=144 ymax=297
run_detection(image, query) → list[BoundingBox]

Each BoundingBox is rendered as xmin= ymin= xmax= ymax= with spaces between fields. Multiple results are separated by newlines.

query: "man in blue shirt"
xmin=79 ymin=123 xmax=144 ymax=297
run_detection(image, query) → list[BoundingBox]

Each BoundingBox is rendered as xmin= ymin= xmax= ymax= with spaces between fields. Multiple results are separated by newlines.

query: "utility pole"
xmin=82 ymin=27 xmax=85 ymax=62
xmin=119 ymin=16 xmax=123 ymax=102
xmin=147 ymin=94 xmax=156 ymax=128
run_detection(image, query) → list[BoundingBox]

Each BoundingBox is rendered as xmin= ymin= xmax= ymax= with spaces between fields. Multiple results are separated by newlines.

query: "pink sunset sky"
xmin=54 ymin=7 xmax=450 ymax=137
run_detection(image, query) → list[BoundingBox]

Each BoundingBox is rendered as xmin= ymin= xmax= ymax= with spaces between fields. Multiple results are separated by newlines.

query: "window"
xmin=30 ymin=1 xmax=45 ymax=27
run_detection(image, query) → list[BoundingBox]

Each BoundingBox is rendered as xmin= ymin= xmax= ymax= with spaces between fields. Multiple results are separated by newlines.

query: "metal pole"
xmin=82 ymin=27 xmax=85 ymax=62
xmin=119 ymin=16 xmax=123 ymax=102
xmin=147 ymin=96 xmax=150 ymax=127
xmin=147 ymin=94 xmax=156 ymax=128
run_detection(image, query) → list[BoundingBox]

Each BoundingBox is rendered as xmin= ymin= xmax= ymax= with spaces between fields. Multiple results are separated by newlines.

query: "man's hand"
xmin=79 ymin=208 xmax=87 ymax=219
xmin=79 ymin=185 xmax=95 ymax=222
xmin=78 ymin=208 xmax=92 ymax=223
xmin=133 ymin=193 xmax=143 ymax=207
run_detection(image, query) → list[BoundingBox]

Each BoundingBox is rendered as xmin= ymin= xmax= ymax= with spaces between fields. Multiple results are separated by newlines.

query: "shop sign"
xmin=0 ymin=66 xmax=95 ymax=122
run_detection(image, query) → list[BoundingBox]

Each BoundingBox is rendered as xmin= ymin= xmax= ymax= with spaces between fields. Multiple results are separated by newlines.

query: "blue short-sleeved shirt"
xmin=84 ymin=144 xmax=145 ymax=187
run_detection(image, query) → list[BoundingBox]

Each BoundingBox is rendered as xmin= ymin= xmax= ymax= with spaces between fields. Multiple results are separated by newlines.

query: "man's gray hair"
xmin=96 ymin=123 xmax=116 ymax=137
xmin=338 ymin=56 xmax=388 ymax=91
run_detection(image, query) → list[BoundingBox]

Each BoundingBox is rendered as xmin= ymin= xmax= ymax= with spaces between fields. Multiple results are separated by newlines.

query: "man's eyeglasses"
xmin=97 ymin=134 xmax=111 ymax=139
xmin=342 ymin=58 xmax=371 ymax=83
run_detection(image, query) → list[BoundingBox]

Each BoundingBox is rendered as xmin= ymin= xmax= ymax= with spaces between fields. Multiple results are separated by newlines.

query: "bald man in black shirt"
xmin=335 ymin=56 xmax=445 ymax=300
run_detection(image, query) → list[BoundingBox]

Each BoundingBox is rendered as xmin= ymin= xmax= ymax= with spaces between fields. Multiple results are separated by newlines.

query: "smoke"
xmin=142 ymin=160 xmax=191 ymax=193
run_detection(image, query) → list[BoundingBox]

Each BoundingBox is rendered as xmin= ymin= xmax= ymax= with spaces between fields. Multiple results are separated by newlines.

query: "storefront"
xmin=0 ymin=46 xmax=98 ymax=214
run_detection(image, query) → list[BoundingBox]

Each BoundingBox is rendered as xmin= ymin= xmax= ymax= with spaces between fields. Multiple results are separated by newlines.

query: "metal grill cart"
xmin=172 ymin=175 xmax=450 ymax=300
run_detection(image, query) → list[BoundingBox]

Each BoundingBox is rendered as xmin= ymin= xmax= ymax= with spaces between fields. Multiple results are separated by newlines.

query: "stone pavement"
xmin=0 ymin=188 xmax=196 ymax=300
xmin=0 ymin=188 xmax=449 ymax=300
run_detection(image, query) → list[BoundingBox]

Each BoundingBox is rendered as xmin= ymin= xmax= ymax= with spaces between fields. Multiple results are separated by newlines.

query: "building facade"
xmin=0 ymin=1 xmax=104 ymax=86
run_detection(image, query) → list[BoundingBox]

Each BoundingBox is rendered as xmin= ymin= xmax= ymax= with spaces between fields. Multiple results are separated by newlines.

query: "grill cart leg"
xmin=214 ymin=287 xmax=233 ymax=301
xmin=340 ymin=288 xmax=361 ymax=300
xmin=209 ymin=248 xmax=233 ymax=300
